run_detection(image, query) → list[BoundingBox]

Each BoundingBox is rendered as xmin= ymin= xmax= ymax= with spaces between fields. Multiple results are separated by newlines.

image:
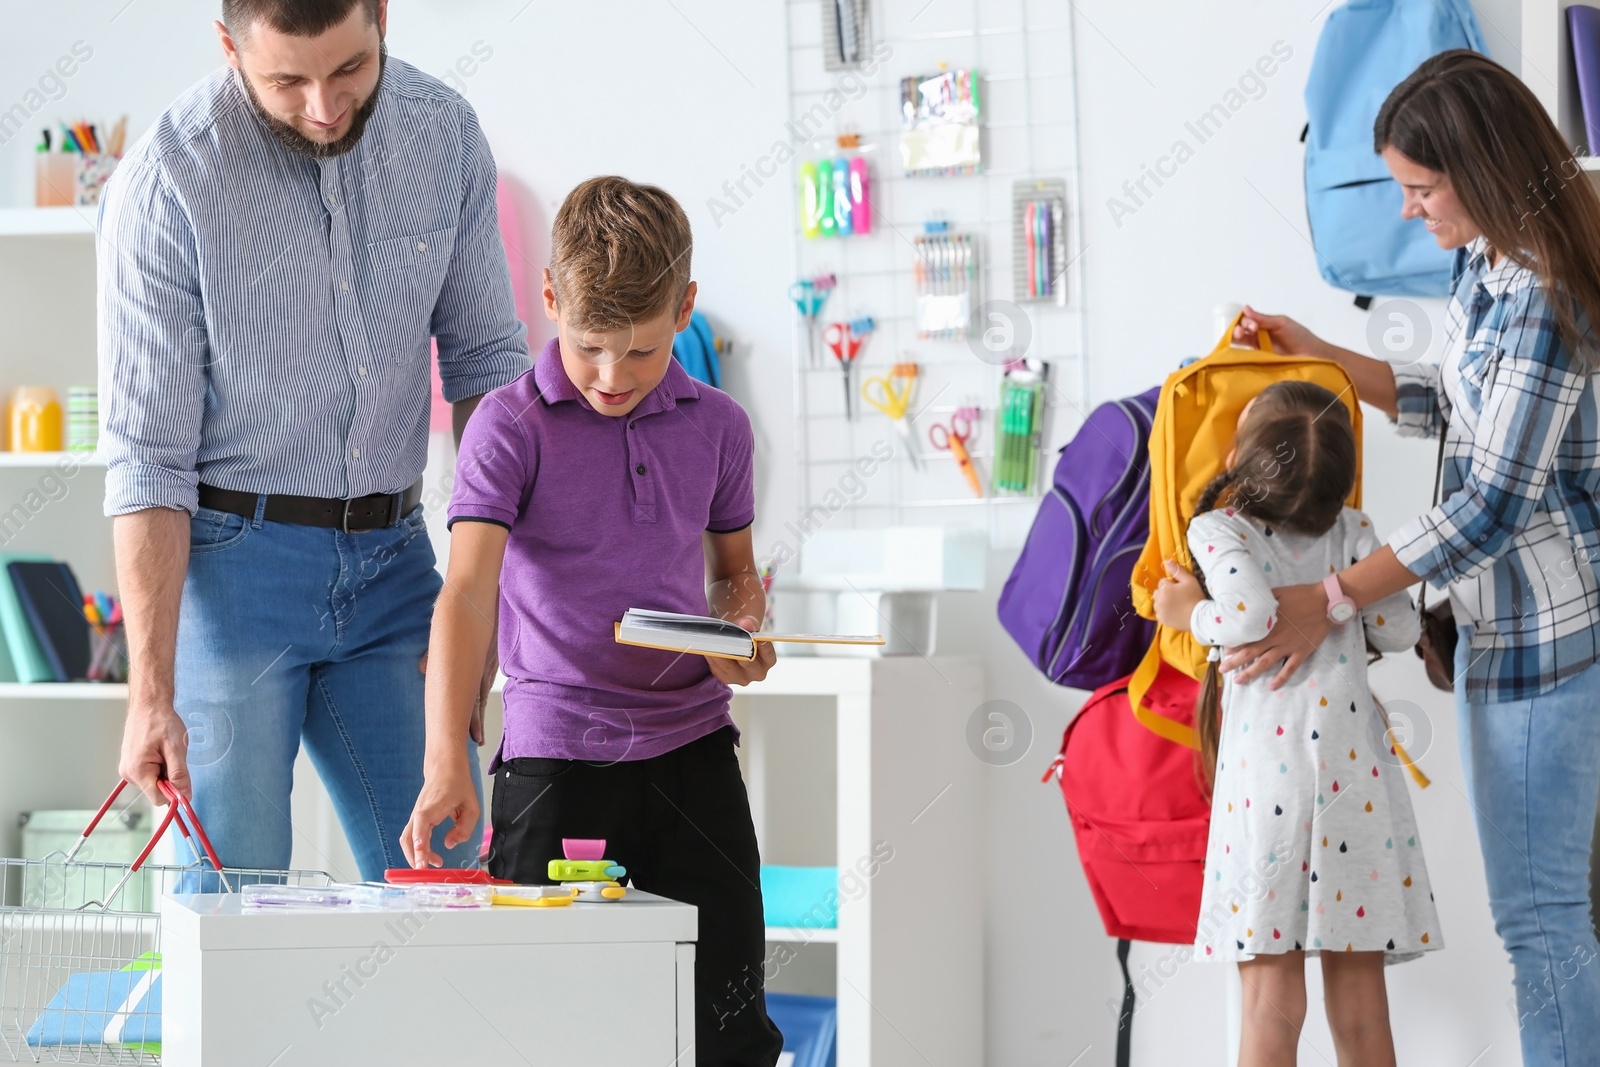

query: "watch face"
xmin=1331 ymin=602 xmax=1357 ymax=623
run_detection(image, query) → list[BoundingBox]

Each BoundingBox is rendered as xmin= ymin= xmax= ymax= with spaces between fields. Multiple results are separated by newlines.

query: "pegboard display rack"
xmin=784 ymin=0 xmax=1087 ymax=547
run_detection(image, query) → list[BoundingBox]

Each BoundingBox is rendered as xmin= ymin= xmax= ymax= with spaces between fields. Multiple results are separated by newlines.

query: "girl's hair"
xmin=1192 ymin=381 xmax=1357 ymax=791
xmin=1374 ymin=50 xmax=1600 ymax=361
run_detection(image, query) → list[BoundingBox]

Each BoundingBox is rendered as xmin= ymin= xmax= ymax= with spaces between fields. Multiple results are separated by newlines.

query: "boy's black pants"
xmin=487 ymin=726 xmax=784 ymax=1067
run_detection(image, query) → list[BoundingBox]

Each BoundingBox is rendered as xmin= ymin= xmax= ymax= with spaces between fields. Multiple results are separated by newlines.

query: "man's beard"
xmin=240 ymin=43 xmax=386 ymax=160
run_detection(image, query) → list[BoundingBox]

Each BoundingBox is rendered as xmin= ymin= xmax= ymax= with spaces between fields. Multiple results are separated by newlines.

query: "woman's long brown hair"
xmin=1192 ymin=382 xmax=1357 ymax=792
xmin=1375 ymin=50 xmax=1600 ymax=360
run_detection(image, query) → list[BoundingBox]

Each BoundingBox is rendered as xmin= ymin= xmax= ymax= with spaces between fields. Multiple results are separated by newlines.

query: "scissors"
xmin=928 ymin=405 xmax=983 ymax=496
xmin=860 ymin=362 xmax=923 ymax=469
xmin=824 ymin=317 xmax=873 ymax=419
xmin=788 ymin=274 xmax=836 ymax=367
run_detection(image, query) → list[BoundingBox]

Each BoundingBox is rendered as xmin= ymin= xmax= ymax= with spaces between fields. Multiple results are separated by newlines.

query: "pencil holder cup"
xmin=34 ymin=154 xmax=75 ymax=207
xmin=74 ymin=153 xmax=118 ymax=207
xmin=89 ymin=627 xmax=128 ymax=683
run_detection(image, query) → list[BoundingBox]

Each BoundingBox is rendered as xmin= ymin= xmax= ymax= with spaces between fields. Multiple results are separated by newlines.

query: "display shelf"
xmin=766 ymin=925 xmax=840 ymax=943
xmin=0 ymin=451 xmax=104 ymax=467
xmin=0 ymin=682 xmax=127 ymax=700
xmin=0 ymin=207 xmax=97 ymax=237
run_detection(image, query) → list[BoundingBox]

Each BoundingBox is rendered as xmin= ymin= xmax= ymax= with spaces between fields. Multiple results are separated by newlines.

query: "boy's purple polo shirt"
xmin=449 ymin=337 xmax=756 ymax=766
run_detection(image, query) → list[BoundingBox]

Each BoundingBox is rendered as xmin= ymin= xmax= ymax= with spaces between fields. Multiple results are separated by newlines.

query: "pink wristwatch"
xmin=1323 ymin=574 xmax=1358 ymax=624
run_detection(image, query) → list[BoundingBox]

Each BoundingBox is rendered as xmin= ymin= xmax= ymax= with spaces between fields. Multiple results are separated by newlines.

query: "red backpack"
xmin=1043 ymin=663 xmax=1209 ymax=1066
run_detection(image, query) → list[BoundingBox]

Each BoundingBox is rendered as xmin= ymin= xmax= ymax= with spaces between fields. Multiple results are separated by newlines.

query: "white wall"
xmin=0 ymin=1 xmax=1548 ymax=1064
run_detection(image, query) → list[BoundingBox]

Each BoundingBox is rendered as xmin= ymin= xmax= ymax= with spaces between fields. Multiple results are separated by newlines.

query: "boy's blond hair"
xmin=548 ymin=176 xmax=693 ymax=332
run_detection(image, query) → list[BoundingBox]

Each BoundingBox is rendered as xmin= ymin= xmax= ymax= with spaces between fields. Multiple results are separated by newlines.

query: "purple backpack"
xmin=999 ymin=388 xmax=1159 ymax=689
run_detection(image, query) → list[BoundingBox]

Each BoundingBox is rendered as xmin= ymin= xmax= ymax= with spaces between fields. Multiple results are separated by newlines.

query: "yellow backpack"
xmin=1126 ymin=315 xmax=1363 ymax=746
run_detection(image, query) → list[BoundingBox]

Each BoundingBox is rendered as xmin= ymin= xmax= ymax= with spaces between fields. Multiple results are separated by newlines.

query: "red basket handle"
xmin=67 ymin=779 xmax=229 ymax=884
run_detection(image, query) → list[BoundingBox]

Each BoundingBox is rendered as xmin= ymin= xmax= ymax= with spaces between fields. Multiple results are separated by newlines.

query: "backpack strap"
xmin=1116 ymin=938 xmax=1135 ymax=1067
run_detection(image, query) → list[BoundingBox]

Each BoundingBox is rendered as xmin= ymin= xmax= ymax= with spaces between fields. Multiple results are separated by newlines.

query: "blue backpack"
xmin=1303 ymin=0 xmax=1486 ymax=300
xmin=672 ymin=310 xmax=722 ymax=388
xmin=998 ymin=387 xmax=1158 ymax=690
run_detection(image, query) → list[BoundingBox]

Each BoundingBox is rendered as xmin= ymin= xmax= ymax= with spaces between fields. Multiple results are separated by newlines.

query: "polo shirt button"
xmin=635 ymin=464 xmax=647 ymax=475
xmin=416 ymin=241 xmax=427 ymax=252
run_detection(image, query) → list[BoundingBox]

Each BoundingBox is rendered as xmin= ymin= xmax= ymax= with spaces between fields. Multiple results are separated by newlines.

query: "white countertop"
xmin=161 ymin=889 xmax=697 ymax=950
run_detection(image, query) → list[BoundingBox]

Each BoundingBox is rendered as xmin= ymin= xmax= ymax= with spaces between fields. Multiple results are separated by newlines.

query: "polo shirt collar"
xmin=533 ymin=336 xmax=702 ymax=414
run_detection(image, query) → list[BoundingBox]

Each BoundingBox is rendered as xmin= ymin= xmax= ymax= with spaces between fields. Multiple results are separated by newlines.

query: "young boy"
xmin=401 ymin=176 xmax=783 ymax=1067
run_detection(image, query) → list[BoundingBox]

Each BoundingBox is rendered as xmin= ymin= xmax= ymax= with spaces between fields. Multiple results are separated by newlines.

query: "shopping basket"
xmin=0 ymin=780 xmax=330 ymax=1064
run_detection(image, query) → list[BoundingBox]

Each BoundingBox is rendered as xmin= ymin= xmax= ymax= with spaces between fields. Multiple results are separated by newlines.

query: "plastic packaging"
xmin=899 ymin=69 xmax=982 ymax=177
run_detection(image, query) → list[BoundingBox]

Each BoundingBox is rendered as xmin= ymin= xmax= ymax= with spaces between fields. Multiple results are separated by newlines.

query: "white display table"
xmin=160 ymin=891 xmax=696 ymax=1067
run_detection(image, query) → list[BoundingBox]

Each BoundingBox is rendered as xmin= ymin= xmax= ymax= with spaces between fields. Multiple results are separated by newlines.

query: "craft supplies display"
xmin=1014 ymin=180 xmax=1068 ymax=305
xmin=993 ymin=362 xmax=1048 ymax=494
xmin=34 ymin=116 xmax=127 ymax=208
xmin=821 ymin=0 xmax=872 ymax=70
xmin=899 ymin=68 xmax=982 ymax=177
xmin=800 ymin=152 xmax=872 ymax=238
xmin=784 ymin=0 xmax=1086 ymax=547
xmin=913 ymin=227 xmax=978 ymax=340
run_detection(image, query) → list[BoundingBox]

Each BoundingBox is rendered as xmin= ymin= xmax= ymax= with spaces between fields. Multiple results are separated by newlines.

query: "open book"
xmin=614 ymin=609 xmax=885 ymax=661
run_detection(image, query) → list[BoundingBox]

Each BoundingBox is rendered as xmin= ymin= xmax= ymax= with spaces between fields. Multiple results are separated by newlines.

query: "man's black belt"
xmin=197 ymin=481 xmax=424 ymax=534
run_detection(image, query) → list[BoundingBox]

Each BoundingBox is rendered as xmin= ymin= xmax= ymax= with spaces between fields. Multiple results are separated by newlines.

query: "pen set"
xmin=1013 ymin=180 xmax=1068 ymax=305
xmin=913 ymin=224 xmax=978 ymax=341
xmin=35 ymin=115 xmax=127 ymax=208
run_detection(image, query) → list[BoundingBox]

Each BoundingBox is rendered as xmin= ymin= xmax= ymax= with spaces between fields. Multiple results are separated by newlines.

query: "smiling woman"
xmin=1224 ymin=49 xmax=1600 ymax=1067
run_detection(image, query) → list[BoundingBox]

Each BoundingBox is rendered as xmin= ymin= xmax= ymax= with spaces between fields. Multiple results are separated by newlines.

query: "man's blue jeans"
xmin=1457 ymin=626 xmax=1600 ymax=1065
xmin=175 ymin=501 xmax=481 ymax=881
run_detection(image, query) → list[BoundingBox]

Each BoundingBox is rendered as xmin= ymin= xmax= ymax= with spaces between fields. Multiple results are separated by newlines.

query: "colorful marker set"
xmin=912 ymin=225 xmax=978 ymax=341
xmin=34 ymin=115 xmax=127 ymax=208
xmin=83 ymin=590 xmax=126 ymax=683
xmin=994 ymin=365 xmax=1047 ymax=493
xmin=801 ymin=155 xmax=872 ymax=238
xmin=1013 ymin=180 xmax=1068 ymax=305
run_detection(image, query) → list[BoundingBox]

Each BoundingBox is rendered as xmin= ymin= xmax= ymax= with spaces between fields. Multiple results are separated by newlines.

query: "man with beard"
xmin=100 ymin=0 xmax=529 ymax=879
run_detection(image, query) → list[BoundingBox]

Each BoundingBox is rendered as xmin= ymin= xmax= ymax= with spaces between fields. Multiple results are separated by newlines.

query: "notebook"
xmin=613 ymin=609 xmax=884 ymax=661
xmin=7 ymin=561 xmax=90 ymax=682
xmin=0 ymin=553 xmax=56 ymax=683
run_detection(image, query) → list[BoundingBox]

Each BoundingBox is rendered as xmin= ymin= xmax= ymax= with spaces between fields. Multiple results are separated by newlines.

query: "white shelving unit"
xmin=0 ymin=210 xmax=120 ymax=861
xmin=733 ymin=654 xmax=984 ymax=1067
xmin=1523 ymin=0 xmax=1600 ymax=176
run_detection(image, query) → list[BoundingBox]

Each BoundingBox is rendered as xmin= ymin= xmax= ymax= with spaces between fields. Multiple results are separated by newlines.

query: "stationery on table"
xmin=929 ymin=406 xmax=984 ymax=497
xmin=614 ymin=608 xmax=885 ymax=661
xmin=860 ymin=361 xmax=923 ymax=469
xmin=824 ymin=317 xmax=874 ymax=418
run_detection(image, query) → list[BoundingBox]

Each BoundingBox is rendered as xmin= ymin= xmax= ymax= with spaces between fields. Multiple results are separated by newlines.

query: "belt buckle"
xmin=341 ymin=493 xmax=397 ymax=534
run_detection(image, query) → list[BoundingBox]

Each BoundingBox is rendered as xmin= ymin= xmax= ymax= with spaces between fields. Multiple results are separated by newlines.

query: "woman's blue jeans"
xmin=173 ymin=502 xmax=481 ymax=883
xmin=1456 ymin=626 xmax=1600 ymax=1064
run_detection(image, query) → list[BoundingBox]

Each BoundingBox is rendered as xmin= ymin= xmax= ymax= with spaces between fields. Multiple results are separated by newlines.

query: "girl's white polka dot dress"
xmin=1188 ymin=506 xmax=1442 ymax=965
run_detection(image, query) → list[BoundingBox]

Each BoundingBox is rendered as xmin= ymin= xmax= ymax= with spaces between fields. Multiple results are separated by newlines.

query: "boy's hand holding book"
xmin=706 ymin=614 xmax=777 ymax=686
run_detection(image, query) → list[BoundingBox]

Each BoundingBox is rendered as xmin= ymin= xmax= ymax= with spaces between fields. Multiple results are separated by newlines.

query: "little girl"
xmin=1153 ymin=380 xmax=1441 ymax=1067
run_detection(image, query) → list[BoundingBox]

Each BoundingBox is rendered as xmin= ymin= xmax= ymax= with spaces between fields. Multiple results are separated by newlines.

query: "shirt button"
xmin=416 ymin=241 xmax=427 ymax=252
xmin=635 ymin=464 xmax=647 ymax=475
xmin=341 ymin=279 xmax=350 ymax=292
xmin=352 ymin=448 xmax=362 ymax=459
xmin=358 ymin=366 xmax=367 ymax=377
